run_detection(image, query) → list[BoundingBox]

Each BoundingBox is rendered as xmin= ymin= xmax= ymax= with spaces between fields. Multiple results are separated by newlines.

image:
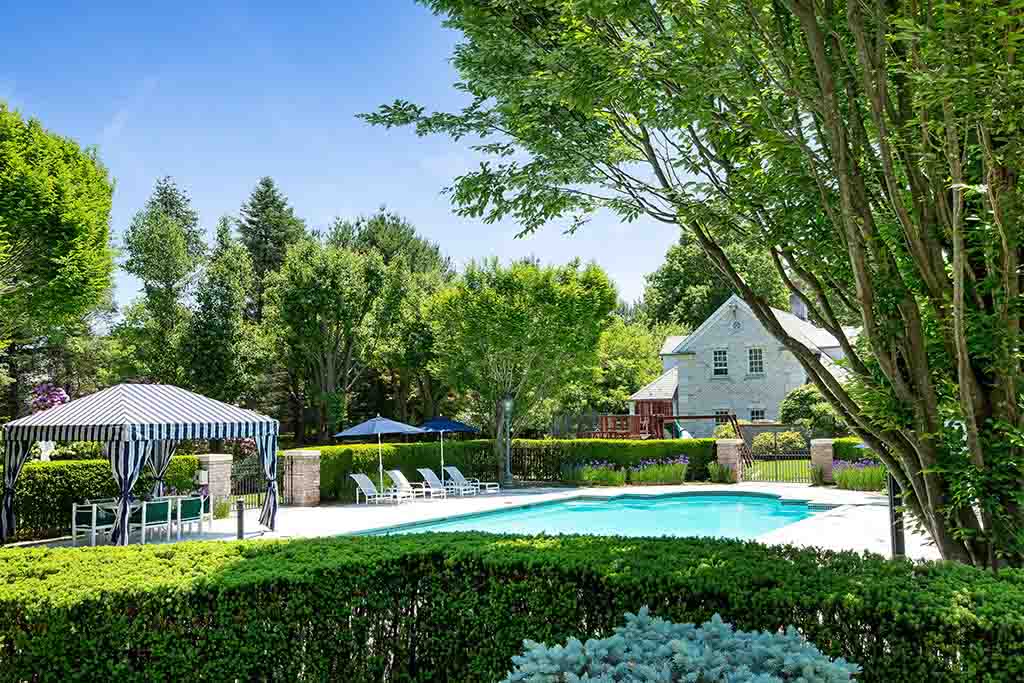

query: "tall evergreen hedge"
xmin=0 ymin=534 xmax=1020 ymax=681
xmin=2 ymin=457 xmax=199 ymax=542
xmin=316 ymin=438 xmax=716 ymax=501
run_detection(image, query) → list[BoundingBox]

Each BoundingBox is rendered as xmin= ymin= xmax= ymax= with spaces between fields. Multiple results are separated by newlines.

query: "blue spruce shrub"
xmin=504 ymin=607 xmax=859 ymax=682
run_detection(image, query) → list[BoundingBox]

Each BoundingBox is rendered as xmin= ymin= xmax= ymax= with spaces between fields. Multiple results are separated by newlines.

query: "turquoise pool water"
xmin=383 ymin=493 xmax=819 ymax=539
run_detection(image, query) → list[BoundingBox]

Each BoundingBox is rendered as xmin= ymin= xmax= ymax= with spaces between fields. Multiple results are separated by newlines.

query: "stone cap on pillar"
xmin=810 ymin=439 xmax=836 ymax=446
xmin=282 ymin=449 xmax=321 ymax=460
xmin=715 ymin=439 xmax=744 ymax=445
xmin=195 ymin=453 xmax=233 ymax=465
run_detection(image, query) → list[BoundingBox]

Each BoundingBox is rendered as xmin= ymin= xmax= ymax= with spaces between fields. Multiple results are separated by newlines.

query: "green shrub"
xmin=833 ymin=437 xmax=879 ymax=463
xmin=779 ymin=384 xmax=848 ymax=437
xmin=834 ymin=462 xmax=887 ymax=491
xmin=751 ymin=431 xmax=806 ymax=455
xmin=505 ymin=608 xmax=859 ymax=682
xmin=315 ymin=438 xmax=716 ymax=501
xmin=3 ymin=456 xmax=199 ymax=542
xmin=810 ymin=464 xmax=826 ymax=487
xmin=708 ymin=462 xmax=737 ymax=484
xmin=35 ymin=441 xmax=104 ymax=460
xmin=213 ymin=499 xmax=232 ymax=519
xmin=712 ymin=421 xmax=747 ymax=439
xmin=1 ymin=534 xmax=1022 ymax=681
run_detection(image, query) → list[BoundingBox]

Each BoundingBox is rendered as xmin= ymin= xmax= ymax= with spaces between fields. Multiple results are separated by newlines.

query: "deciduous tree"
xmin=366 ymin=0 xmax=1024 ymax=565
xmin=427 ymin=259 xmax=616 ymax=480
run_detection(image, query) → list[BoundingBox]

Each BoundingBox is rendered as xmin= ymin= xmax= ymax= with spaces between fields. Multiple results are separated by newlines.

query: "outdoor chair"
xmin=418 ymin=467 xmax=471 ymax=497
xmin=175 ymin=496 xmax=205 ymax=539
xmin=444 ymin=466 xmax=500 ymax=494
xmin=386 ymin=470 xmax=427 ymax=502
xmin=350 ymin=473 xmax=392 ymax=504
xmin=405 ymin=468 xmax=447 ymax=499
xmin=129 ymin=499 xmax=172 ymax=544
xmin=71 ymin=502 xmax=116 ymax=547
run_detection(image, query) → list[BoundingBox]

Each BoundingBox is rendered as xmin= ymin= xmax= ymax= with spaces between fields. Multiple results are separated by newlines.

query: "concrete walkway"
xmin=39 ymin=483 xmax=940 ymax=560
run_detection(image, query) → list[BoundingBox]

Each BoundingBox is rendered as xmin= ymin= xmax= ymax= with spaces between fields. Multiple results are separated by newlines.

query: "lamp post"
xmin=502 ymin=395 xmax=514 ymax=483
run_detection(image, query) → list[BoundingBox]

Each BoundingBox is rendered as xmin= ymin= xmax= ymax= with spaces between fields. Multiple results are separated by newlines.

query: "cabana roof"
xmin=3 ymin=383 xmax=277 ymax=443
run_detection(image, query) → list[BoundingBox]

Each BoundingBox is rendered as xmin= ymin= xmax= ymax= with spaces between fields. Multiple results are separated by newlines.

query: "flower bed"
xmin=629 ymin=456 xmax=689 ymax=484
xmin=834 ymin=459 xmax=886 ymax=491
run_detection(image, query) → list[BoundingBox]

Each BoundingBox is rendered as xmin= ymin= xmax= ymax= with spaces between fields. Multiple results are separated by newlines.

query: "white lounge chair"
xmin=416 ymin=468 xmax=462 ymax=498
xmin=350 ymin=473 xmax=393 ymax=504
xmin=386 ymin=470 xmax=427 ymax=502
xmin=444 ymin=466 xmax=500 ymax=494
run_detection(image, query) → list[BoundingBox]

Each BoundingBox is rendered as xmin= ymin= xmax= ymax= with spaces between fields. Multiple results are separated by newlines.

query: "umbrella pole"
xmin=440 ymin=431 xmax=445 ymax=485
xmin=378 ymin=433 xmax=384 ymax=493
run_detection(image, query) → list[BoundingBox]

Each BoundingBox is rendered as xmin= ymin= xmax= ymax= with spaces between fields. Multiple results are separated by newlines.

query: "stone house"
xmin=627 ymin=294 xmax=856 ymax=438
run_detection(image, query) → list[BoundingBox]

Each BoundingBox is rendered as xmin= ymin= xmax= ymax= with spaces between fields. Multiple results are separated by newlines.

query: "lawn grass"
xmin=743 ymin=459 xmax=812 ymax=483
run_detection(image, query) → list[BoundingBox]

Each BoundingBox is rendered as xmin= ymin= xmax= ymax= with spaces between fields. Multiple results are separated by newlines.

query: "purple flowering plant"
xmin=30 ymin=383 xmax=69 ymax=413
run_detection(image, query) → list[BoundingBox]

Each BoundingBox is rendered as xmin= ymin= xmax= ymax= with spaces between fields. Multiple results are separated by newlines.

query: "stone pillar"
xmin=195 ymin=453 xmax=232 ymax=504
xmin=811 ymin=439 xmax=835 ymax=484
xmin=281 ymin=449 xmax=321 ymax=507
xmin=715 ymin=439 xmax=744 ymax=482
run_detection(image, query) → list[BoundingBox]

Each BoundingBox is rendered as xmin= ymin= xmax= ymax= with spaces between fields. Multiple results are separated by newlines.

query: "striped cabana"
xmin=1 ymin=384 xmax=279 ymax=544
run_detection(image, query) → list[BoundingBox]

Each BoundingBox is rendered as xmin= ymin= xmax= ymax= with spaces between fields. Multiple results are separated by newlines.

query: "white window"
xmin=750 ymin=408 xmax=766 ymax=422
xmin=714 ymin=409 xmax=731 ymax=425
xmin=748 ymin=347 xmax=764 ymax=374
xmin=713 ymin=349 xmax=729 ymax=376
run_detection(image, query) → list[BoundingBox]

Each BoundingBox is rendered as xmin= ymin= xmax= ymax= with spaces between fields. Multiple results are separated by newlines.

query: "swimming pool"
xmin=378 ymin=493 xmax=823 ymax=539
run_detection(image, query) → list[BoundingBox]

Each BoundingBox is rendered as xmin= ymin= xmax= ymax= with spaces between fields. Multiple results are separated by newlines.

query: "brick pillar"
xmin=281 ymin=449 xmax=321 ymax=506
xmin=715 ymin=439 xmax=744 ymax=482
xmin=811 ymin=439 xmax=835 ymax=484
xmin=195 ymin=453 xmax=232 ymax=504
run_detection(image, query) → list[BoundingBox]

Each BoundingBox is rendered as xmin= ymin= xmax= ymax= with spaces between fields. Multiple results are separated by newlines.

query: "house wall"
xmin=674 ymin=301 xmax=807 ymax=437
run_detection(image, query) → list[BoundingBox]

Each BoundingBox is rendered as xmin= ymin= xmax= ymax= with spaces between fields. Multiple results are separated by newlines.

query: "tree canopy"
xmin=427 ymin=258 xmax=617 ymax=478
xmin=366 ymin=0 xmax=1024 ymax=566
xmin=643 ymin=233 xmax=786 ymax=329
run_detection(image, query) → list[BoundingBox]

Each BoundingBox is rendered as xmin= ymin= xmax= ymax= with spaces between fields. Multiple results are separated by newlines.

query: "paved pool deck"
xmin=32 ymin=483 xmax=939 ymax=560
xmin=188 ymin=482 xmax=938 ymax=560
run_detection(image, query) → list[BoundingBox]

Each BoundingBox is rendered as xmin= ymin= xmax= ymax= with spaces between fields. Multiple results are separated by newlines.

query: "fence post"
xmin=195 ymin=453 xmax=232 ymax=507
xmin=281 ymin=449 xmax=321 ymax=506
xmin=810 ymin=439 xmax=835 ymax=484
xmin=236 ymin=498 xmax=244 ymax=539
xmin=715 ymin=439 xmax=744 ymax=482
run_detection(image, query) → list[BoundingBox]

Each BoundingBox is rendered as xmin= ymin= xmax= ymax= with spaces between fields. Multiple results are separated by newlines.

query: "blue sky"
xmin=1 ymin=1 xmax=678 ymax=307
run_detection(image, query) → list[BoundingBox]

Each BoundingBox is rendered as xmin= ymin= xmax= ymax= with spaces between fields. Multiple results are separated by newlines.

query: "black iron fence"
xmin=230 ymin=455 xmax=294 ymax=509
xmin=743 ymin=432 xmax=812 ymax=483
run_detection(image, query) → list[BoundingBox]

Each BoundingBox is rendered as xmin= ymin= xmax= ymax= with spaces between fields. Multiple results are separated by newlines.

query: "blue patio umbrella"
xmin=419 ymin=417 xmax=480 ymax=484
xmin=335 ymin=415 xmax=424 ymax=491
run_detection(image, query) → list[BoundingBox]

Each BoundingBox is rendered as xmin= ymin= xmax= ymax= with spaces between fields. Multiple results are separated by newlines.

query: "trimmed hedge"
xmin=833 ymin=437 xmax=880 ymax=463
xmin=3 ymin=457 xmax=199 ymax=542
xmin=1 ymin=534 xmax=1022 ymax=681
xmin=316 ymin=438 xmax=717 ymax=501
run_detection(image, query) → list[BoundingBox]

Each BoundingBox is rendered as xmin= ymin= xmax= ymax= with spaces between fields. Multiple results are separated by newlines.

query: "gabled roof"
xmin=629 ymin=367 xmax=678 ymax=401
xmin=677 ymin=294 xmax=853 ymax=356
xmin=659 ymin=335 xmax=689 ymax=355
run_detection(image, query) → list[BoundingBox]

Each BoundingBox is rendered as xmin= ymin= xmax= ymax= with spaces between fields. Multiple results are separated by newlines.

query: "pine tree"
xmin=237 ymin=177 xmax=306 ymax=321
xmin=146 ymin=176 xmax=205 ymax=263
xmin=181 ymin=217 xmax=256 ymax=403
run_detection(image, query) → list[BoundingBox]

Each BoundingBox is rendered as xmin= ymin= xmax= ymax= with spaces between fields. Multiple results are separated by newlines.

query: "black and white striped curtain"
xmin=148 ymin=440 xmax=179 ymax=497
xmin=1 ymin=439 xmax=33 ymax=542
xmin=109 ymin=441 xmax=152 ymax=545
xmin=256 ymin=432 xmax=278 ymax=530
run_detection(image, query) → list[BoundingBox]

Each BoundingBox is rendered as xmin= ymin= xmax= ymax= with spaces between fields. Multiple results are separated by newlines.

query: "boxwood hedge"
xmin=0 ymin=534 xmax=1021 ymax=681
xmin=833 ymin=437 xmax=880 ymax=463
xmin=316 ymin=438 xmax=716 ymax=501
xmin=2 ymin=456 xmax=199 ymax=542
